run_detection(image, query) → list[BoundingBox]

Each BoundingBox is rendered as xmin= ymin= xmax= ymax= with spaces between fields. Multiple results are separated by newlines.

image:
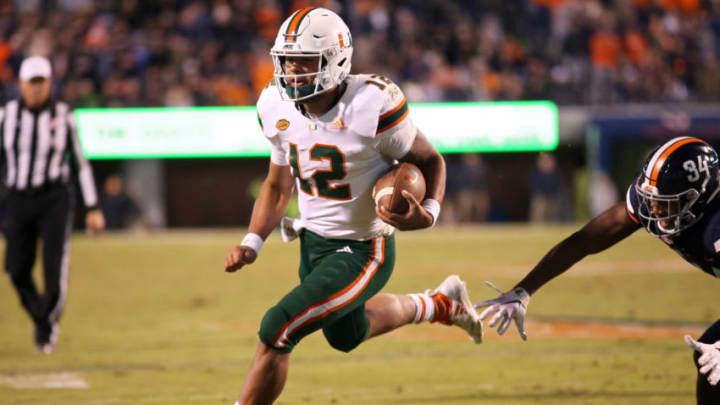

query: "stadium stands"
xmin=0 ymin=0 xmax=718 ymax=107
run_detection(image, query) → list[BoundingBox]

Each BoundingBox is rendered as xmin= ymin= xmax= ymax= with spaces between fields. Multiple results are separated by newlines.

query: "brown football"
xmin=373 ymin=162 xmax=426 ymax=214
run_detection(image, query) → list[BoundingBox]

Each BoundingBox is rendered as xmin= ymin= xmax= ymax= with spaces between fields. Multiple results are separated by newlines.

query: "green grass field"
xmin=0 ymin=225 xmax=717 ymax=404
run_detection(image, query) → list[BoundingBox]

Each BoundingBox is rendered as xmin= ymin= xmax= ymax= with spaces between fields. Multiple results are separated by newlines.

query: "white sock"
xmin=408 ymin=293 xmax=435 ymax=323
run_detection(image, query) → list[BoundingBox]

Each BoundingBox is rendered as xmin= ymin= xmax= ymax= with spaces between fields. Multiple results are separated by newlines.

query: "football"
xmin=373 ymin=162 xmax=426 ymax=214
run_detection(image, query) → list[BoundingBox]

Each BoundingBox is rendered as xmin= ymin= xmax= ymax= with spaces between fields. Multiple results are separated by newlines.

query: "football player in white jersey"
xmin=223 ymin=7 xmax=483 ymax=405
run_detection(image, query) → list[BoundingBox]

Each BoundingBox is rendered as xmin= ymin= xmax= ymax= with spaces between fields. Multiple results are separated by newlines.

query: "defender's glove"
xmin=685 ymin=335 xmax=720 ymax=385
xmin=475 ymin=281 xmax=530 ymax=340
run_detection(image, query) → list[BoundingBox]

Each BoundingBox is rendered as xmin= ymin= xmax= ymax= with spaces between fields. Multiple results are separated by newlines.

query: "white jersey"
xmin=256 ymin=74 xmax=418 ymax=240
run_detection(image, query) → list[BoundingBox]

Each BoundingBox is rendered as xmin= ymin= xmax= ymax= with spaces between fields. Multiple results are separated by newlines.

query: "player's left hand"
xmin=685 ymin=335 xmax=720 ymax=385
xmin=376 ymin=190 xmax=433 ymax=231
xmin=85 ymin=209 xmax=105 ymax=237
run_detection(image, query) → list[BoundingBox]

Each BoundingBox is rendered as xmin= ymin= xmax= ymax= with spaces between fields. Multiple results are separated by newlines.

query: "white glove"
xmin=685 ymin=335 xmax=720 ymax=385
xmin=475 ymin=281 xmax=530 ymax=340
xmin=280 ymin=217 xmax=304 ymax=242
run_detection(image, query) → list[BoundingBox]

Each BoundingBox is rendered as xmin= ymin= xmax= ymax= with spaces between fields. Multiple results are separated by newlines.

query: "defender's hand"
xmin=224 ymin=245 xmax=257 ymax=273
xmin=85 ymin=209 xmax=105 ymax=237
xmin=475 ymin=281 xmax=530 ymax=340
xmin=376 ymin=190 xmax=433 ymax=231
xmin=686 ymin=335 xmax=720 ymax=385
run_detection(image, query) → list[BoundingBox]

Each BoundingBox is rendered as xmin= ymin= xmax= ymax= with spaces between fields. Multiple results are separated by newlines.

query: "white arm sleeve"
xmin=269 ymin=136 xmax=288 ymax=166
xmin=256 ymin=87 xmax=289 ymax=166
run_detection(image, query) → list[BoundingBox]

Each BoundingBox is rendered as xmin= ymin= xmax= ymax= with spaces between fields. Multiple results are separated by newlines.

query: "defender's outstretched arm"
xmin=477 ymin=202 xmax=641 ymax=338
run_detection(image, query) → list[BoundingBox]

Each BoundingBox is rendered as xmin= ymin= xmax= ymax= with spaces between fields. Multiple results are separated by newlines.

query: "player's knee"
xmin=325 ymin=334 xmax=361 ymax=353
xmin=323 ymin=328 xmax=363 ymax=353
xmin=258 ymin=305 xmax=294 ymax=353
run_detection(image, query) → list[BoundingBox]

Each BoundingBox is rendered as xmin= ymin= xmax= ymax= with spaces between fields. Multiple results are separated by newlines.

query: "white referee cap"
xmin=19 ymin=56 xmax=52 ymax=81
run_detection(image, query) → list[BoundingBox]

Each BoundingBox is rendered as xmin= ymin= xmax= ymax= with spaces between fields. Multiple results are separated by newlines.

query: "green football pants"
xmin=258 ymin=230 xmax=395 ymax=353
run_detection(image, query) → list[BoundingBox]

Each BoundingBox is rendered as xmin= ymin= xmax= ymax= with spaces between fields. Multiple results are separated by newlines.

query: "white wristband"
xmin=241 ymin=233 xmax=264 ymax=254
xmin=421 ymin=199 xmax=441 ymax=226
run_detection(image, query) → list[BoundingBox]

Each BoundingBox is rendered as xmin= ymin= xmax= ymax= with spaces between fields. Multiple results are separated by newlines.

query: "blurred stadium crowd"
xmin=1 ymin=0 xmax=719 ymax=108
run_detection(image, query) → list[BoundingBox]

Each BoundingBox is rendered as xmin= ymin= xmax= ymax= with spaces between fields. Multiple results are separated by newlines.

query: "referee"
xmin=2 ymin=56 xmax=105 ymax=354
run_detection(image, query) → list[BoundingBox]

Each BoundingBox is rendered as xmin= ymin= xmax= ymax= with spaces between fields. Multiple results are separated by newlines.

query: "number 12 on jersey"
xmin=289 ymin=143 xmax=351 ymax=200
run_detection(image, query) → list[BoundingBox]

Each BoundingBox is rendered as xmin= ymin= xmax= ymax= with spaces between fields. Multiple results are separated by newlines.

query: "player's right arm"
xmin=247 ymin=162 xmax=295 ymax=240
xmin=476 ymin=201 xmax=641 ymax=339
xmin=224 ymin=162 xmax=295 ymax=273
xmin=225 ymin=84 xmax=294 ymax=273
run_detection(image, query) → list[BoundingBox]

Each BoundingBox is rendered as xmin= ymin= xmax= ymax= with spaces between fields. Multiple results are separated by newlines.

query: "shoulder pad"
xmin=361 ymin=74 xmax=400 ymax=95
xmin=264 ymin=78 xmax=279 ymax=90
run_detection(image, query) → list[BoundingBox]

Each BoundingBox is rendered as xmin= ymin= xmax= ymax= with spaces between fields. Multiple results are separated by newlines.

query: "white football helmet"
xmin=270 ymin=7 xmax=353 ymax=101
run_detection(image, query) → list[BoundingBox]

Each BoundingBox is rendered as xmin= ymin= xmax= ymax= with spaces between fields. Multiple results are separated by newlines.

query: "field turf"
xmin=0 ymin=225 xmax=716 ymax=404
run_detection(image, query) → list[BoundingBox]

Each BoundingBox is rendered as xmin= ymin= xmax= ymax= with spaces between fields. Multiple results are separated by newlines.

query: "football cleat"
xmin=36 ymin=342 xmax=54 ymax=355
xmin=428 ymin=275 xmax=483 ymax=343
xmin=34 ymin=321 xmax=59 ymax=355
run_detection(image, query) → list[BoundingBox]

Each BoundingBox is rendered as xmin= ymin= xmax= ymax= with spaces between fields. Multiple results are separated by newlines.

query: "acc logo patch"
xmin=276 ymin=119 xmax=290 ymax=131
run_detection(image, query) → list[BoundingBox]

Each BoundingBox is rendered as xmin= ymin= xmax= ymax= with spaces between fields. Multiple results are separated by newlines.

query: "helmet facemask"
xmin=634 ymin=137 xmax=720 ymax=237
xmin=271 ymin=46 xmax=349 ymax=101
xmin=635 ymin=181 xmax=702 ymax=236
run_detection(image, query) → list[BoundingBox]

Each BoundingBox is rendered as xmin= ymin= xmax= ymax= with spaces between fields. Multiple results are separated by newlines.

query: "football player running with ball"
xmin=477 ymin=137 xmax=720 ymax=404
xmin=224 ymin=8 xmax=483 ymax=405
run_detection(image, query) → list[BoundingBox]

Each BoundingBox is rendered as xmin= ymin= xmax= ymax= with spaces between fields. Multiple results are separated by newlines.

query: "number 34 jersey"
xmin=256 ymin=74 xmax=418 ymax=241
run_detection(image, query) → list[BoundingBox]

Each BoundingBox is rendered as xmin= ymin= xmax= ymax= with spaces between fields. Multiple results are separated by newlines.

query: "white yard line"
xmin=0 ymin=372 xmax=89 ymax=389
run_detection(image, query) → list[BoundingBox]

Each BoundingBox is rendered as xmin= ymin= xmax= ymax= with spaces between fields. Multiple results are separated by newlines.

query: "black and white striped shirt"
xmin=0 ymin=99 xmax=98 ymax=208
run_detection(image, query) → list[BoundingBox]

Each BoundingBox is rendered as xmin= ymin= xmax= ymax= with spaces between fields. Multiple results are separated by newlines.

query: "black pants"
xmin=4 ymin=184 xmax=74 ymax=328
xmin=693 ymin=320 xmax=720 ymax=404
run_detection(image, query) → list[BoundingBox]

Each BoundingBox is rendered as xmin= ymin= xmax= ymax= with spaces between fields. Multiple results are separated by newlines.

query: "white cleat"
xmin=428 ymin=275 xmax=484 ymax=343
xmin=35 ymin=322 xmax=59 ymax=355
xmin=36 ymin=343 xmax=54 ymax=355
